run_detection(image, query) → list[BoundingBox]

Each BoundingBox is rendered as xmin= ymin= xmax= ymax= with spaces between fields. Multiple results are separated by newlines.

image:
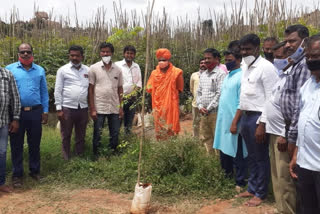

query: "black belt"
xmin=242 ymin=110 xmax=261 ymax=116
xmin=21 ymin=104 xmax=42 ymax=111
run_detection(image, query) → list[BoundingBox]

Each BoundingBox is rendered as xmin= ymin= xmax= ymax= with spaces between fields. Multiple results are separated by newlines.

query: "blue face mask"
xmin=289 ymin=40 xmax=305 ymax=62
xmin=273 ymin=58 xmax=289 ymax=71
xmin=226 ymin=60 xmax=237 ymax=71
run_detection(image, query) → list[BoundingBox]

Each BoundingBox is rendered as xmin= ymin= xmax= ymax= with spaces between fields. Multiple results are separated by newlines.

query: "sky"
xmin=0 ymin=0 xmax=318 ymax=26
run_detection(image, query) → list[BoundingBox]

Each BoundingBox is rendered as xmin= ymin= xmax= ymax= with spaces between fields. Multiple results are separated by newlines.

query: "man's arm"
xmin=136 ymin=65 xmax=142 ymax=89
xmin=118 ymin=86 xmax=124 ymax=118
xmin=255 ymin=64 xmax=278 ymax=143
xmin=118 ymin=70 xmax=124 ymax=118
xmin=190 ymin=73 xmax=195 ymax=95
xmin=289 ymin=146 xmax=298 ymax=179
xmin=196 ymin=77 xmax=203 ymax=109
xmin=88 ymin=84 xmax=97 ymax=120
xmin=88 ymin=68 xmax=97 ymax=120
xmin=8 ymin=71 xmax=21 ymax=133
xmin=40 ymin=68 xmax=49 ymax=124
xmin=260 ymin=64 xmax=279 ymax=123
xmin=176 ymin=72 xmax=184 ymax=93
xmin=54 ymin=68 xmax=65 ymax=121
xmin=288 ymin=64 xmax=310 ymax=145
xmin=54 ymin=68 xmax=64 ymax=111
xmin=230 ymin=109 xmax=242 ymax=134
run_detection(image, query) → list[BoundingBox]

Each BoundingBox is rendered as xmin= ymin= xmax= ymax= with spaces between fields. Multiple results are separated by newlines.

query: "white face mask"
xmin=102 ymin=56 xmax=111 ymax=64
xmin=71 ymin=62 xmax=81 ymax=68
xmin=289 ymin=39 xmax=305 ymax=62
xmin=243 ymin=55 xmax=256 ymax=65
xmin=273 ymin=58 xmax=289 ymax=71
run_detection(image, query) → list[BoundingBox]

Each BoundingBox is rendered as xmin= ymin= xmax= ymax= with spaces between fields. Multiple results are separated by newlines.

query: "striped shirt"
xmin=196 ymin=66 xmax=226 ymax=112
xmin=280 ymin=56 xmax=311 ymax=144
xmin=0 ymin=67 xmax=21 ymax=128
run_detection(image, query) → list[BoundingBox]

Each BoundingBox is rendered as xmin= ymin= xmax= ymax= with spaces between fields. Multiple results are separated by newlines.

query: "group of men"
xmin=188 ymin=24 xmax=319 ymax=213
xmin=0 ymin=42 xmax=142 ymax=191
xmin=56 ymin=42 xmax=143 ymax=159
xmin=0 ymin=23 xmax=319 ymax=213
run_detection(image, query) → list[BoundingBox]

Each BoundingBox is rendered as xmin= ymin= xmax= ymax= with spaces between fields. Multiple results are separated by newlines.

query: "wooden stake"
xmin=137 ymin=0 xmax=155 ymax=186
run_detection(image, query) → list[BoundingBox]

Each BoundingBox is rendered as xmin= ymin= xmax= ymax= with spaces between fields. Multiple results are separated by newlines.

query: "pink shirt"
xmin=219 ymin=64 xmax=228 ymax=74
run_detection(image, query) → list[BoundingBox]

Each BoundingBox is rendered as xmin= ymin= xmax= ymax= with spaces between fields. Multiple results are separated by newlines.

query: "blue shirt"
xmin=213 ymin=68 xmax=247 ymax=158
xmin=297 ymin=76 xmax=320 ymax=171
xmin=6 ymin=62 xmax=49 ymax=113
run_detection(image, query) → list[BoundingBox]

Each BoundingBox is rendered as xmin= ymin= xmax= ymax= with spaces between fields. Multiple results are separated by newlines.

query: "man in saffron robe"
xmin=147 ymin=48 xmax=184 ymax=140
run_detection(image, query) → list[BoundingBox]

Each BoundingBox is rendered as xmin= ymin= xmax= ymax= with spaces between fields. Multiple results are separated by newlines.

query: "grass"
xmin=5 ymin=125 xmax=235 ymax=201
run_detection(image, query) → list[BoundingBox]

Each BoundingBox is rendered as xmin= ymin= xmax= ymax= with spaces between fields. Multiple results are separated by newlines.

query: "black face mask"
xmin=264 ymin=52 xmax=274 ymax=61
xmin=306 ymin=59 xmax=320 ymax=71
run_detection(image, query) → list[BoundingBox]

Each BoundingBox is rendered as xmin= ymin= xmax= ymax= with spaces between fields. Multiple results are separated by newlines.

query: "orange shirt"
xmin=147 ymin=63 xmax=184 ymax=135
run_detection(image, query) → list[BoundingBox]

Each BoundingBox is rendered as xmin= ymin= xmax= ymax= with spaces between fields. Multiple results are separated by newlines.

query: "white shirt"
xmin=115 ymin=59 xmax=142 ymax=95
xmin=54 ymin=62 xmax=89 ymax=110
xmin=264 ymin=69 xmax=291 ymax=137
xmin=240 ymin=56 xmax=278 ymax=122
xmin=297 ymin=76 xmax=320 ymax=171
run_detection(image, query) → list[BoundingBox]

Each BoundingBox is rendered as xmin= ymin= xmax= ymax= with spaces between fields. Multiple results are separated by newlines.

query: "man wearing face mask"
xmin=190 ymin=58 xmax=206 ymax=138
xmin=213 ymin=41 xmax=248 ymax=192
xmin=263 ymin=42 xmax=296 ymax=214
xmin=54 ymin=45 xmax=89 ymax=160
xmin=197 ymin=48 xmax=226 ymax=154
xmin=88 ymin=42 xmax=123 ymax=156
xmin=6 ymin=43 xmax=49 ymax=187
xmin=280 ymin=24 xmax=310 ymax=163
xmin=115 ymin=45 xmax=142 ymax=135
xmin=263 ymin=37 xmax=278 ymax=63
xmin=146 ymin=48 xmax=184 ymax=140
xmin=237 ymin=34 xmax=278 ymax=206
xmin=289 ymin=35 xmax=320 ymax=214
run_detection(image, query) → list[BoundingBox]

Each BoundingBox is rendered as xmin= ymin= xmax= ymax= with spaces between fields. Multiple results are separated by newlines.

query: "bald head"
xmin=18 ymin=43 xmax=33 ymax=52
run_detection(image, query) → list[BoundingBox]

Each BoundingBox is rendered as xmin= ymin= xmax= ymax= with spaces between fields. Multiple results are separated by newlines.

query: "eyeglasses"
xmin=158 ymin=59 xmax=168 ymax=62
xmin=19 ymin=51 xmax=32 ymax=55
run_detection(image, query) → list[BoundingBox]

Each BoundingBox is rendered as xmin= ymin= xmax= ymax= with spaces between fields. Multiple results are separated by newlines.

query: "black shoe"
xmin=12 ymin=177 xmax=23 ymax=188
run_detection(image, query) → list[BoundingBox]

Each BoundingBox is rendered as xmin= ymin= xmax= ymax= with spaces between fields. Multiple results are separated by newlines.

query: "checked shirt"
xmin=0 ymin=67 xmax=21 ymax=128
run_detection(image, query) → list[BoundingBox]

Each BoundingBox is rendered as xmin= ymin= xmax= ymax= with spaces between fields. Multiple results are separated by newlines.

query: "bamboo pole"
xmin=137 ymin=0 xmax=155 ymax=186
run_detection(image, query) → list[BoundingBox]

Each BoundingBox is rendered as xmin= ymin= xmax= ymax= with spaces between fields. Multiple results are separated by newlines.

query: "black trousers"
xmin=10 ymin=107 xmax=42 ymax=177
xmin=297 ymin=165 xmax=320 ymax=214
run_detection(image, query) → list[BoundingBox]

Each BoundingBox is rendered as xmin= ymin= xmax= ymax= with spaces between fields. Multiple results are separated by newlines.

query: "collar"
xmin=206 ymin=66 xmax=219 ymax=74
xmin=249 ymin=55 xmax=262 ymax=68
xmin=229 ymin=67 xmax=241 ymax=75
xmin=121 ymin=59 xmax=137 ymax=68
xmin=292 ymin=54 xmax=305 ymax=66
xmin=310 ymin=75 xmax=320 ymax=84
xmin=101 ymin=61 xmax=114 ymax=69
xmin=199 ymin=70 xmax=205 ymax=75
xmin=17 ymin=61 xmax=35 ymax=70
xmin=69 ymin=62 xmax=82 ymax=70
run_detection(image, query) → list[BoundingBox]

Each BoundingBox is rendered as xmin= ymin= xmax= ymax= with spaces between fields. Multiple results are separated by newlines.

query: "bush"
xmin=6 ymin=127 xmax=234 ymax=199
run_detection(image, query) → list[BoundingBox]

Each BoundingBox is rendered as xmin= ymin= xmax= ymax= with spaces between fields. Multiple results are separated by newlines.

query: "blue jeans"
xmin=10 ymin=108 xmax=42 ymax=177
xmin=0 ymin=126 xmax=9 ymax=185
xmin=240 ymin=112 xmax=270 ymax=199
xmin=220 ymin=135 xmax=248 ymax=187
xmin=92 ymin=114 xmax=120 ymax=155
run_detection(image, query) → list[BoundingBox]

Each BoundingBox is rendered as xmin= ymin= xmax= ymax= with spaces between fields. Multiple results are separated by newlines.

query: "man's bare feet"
xmin=0 ymin=185 xmax=13 ymax=193
xmin=235 ymin=191 xmax=254 ymax=198
xmin=244 ymin=196 xmax=263 ymax=207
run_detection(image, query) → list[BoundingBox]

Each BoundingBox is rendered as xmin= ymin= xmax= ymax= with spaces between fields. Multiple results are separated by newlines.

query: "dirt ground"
xmin=0 ymin=188 xmax=275 ymax=214
xmin=0 ymin=115 xmax=276 ymax=214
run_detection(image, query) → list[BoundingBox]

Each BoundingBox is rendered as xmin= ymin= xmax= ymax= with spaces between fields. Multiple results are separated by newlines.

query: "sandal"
xmin=235 ymin=191 xmax=254 ymax=198
xmin=244 ymin=196 xmax=263 ymax=207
